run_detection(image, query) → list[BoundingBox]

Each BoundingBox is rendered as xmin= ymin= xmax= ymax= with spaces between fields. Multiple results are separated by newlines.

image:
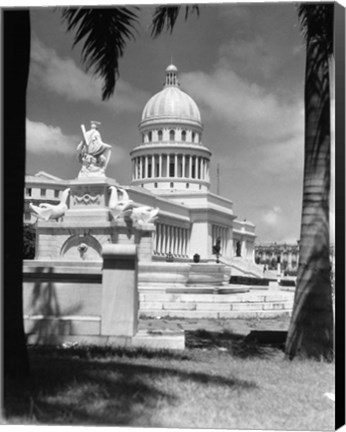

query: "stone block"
xmin=231 ymin=302 xmax=263 ymax=311
xmin=162 ymin=302 xmax=196 ymax=310
xmin=262 ymin=302 xmax=285 ymax=310
xmin=101 ymin=244 xmax=138 ymax=337
xmin=140 ymin=302 xmax=163 ymax=310
xmin=196 ymin=302 xmax=231 ymax=311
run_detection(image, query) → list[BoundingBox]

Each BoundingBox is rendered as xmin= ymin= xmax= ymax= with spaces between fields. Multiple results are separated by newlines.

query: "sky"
xmin=25 ymin=2 xmax=335 ymax=244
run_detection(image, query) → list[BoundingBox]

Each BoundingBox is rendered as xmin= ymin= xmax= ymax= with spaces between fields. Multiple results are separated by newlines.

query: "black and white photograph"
xmin=2 ymin=1 xmax=344 ymax=429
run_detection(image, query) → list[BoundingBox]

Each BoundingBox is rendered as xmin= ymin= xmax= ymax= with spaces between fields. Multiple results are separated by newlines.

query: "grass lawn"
xmin=2 ymin=317 xmax=335 ymax=430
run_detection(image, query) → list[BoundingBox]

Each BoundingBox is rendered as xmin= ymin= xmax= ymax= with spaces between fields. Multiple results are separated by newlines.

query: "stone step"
xmin=139 ymin=309 xmax=292 ymax=319
xmin=139 ymin=291 xmax=294 ymax=304
xmin=138 ymin=288 xmax=294 ymax=319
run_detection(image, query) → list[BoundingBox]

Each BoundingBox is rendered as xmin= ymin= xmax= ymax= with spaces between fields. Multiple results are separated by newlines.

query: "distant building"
xmin=255 ymin=241 xmax=335 ymax=275
xmin=255 ymin=242 xmax=299 ymax=273
xmin=24 ymin=64 xmax=257 ymax=265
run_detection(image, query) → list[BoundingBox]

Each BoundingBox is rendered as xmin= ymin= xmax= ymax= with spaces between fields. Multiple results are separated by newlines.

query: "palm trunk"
xmin=3 ymin=10 xmax=31 ymax=378
xmin=285 ymin=35 xmax=334 ymax=361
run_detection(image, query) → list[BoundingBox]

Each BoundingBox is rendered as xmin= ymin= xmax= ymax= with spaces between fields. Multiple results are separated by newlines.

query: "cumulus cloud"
xmin=30 ymin=38 xmax=150 ymax=113
xmin=26 ymin=118 xmax=77 ymax=154
xmin=26 ymin=118 xmax=127 ymax=164
xmin=181 ymin=67 xmax=303 ymax=144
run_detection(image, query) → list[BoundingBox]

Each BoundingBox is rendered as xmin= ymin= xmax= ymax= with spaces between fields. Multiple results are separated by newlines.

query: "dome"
xmin=140 ymin=65 xmax=202 ymax=127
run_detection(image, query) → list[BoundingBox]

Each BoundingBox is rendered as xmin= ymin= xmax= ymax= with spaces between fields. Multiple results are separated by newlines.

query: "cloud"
xmin=26 ymin=119 xmax=127 ymax=164
xmin=262 ymin=206 xmax=282 ymax=226
xmin=30 ymin=38 xmax=150 ymax=113
xmin=218 ymin=36 xmax=281 ymax=81
xmin=26 ymin=118 xmax=77 ymax=155
xmin=181 ymin=67 xmax=303 ymax=144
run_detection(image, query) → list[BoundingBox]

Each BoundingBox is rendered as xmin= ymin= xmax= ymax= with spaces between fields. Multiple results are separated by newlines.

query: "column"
xmin=152 ymin=155 xmax=155 ymax=177
xmin=139 ymin=157 xmax=143 ymax=179
xmin=189 ymin=155 xmax=192 ymax=179
xmin=159 ymin=154 xmax=162 ymax=177
xmin=167 ymin=154 xmax=170 ymax=177
xmin=145 ymin=156 xmax=148 ymax=178
xmin=182 ymin=154 xmax=186 ymax=178
xmin=174 ymin=154 xmax=178 ymax=177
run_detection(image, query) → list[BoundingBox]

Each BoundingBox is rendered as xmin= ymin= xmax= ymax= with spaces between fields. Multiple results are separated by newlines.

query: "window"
xmin=154 ymin=183 xmax=158 ymax=188
xmin=192 ymin=132 xmax=195 ymax=142
xmin=169 ymin=130 xmax=175 ymax=141
xmin=186 ymin=183 xmax=189 ymax=189
xmin=170 ymin=182 xmax=174 ymax=188
xmin=148 ymin=131 xmax=152 ymax=142
xmin=181 ymin=130 xmax=186 ymax=142
xmin=158 ymin=130 xmax=163 ymax=141
xmin=54 ymin=190 xmax=59 ymax=198
xmin=41 ymin=188 xmax=46 ymax=197
xmin=26 ymin=188 xmax=32 ymax=197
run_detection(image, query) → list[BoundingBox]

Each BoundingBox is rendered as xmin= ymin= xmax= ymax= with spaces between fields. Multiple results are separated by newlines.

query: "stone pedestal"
xmin=34 ymin=178 xmax=156 ymax=263
xmin=101 ymin=244 xmax=138 ymax=337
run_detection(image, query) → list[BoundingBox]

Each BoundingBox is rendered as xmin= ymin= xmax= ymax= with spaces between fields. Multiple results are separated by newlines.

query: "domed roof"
xmin=140 ymin=65 xmax=202 ymax=127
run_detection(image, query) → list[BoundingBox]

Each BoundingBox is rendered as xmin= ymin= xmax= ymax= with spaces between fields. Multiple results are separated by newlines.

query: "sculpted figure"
xmin=128 ymin=206 xmax=159 ymax=226
xmin=77 ymin=121 xmax=112 ymax=177
xmin=108 ymin=186 xmax=134 ymax=220
xmin=30 ymin=188 xmax=70 ymax=221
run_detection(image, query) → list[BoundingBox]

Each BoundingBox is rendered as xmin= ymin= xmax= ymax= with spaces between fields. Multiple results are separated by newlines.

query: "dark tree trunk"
xmin=285 ymin=33 xmax=334 ymax=361
xmin=3 ymin=10 xmax=31 ymax=378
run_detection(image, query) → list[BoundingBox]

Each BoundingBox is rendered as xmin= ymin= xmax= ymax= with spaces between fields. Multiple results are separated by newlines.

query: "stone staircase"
xmin=139 ymin=288 xmax=294 ymax=319
xmin=229 ymin=257 xmax=277 ymax=279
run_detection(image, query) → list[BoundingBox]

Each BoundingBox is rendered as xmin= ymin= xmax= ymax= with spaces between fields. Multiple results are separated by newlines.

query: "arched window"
xmin=170 ymin=182 xmax=174 ymax=188
xmin=186 ymin=183 xmax=189 ymax=189
xmin=169 ymin=130 xmax=175 ymax=141
xmin=158 ymin=130 xmax=163 ymax=141
xmin=142 ymin=134 xmax=145 ymax=143
xmin=181 ymin=130 xmax=186 ymax=142
xmin=192 ymin=132 xmax=195 ymax=142
xmin=148 ymin=131 xmax=152 ymax=142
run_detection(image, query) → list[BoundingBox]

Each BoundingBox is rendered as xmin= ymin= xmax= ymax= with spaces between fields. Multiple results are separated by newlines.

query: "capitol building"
xmin=24 ymin=64 xmax=257 ymax=269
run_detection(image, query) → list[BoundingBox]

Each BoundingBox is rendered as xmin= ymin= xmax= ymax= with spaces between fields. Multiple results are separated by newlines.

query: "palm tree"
xmin=285 ymin=3 xmax=334 ymax=361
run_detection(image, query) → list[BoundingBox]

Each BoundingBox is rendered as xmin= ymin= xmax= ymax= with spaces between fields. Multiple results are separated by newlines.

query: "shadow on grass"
xmin=3 ymin=346 xmax=258 ymax=426
xmin=186 ymin=329 xmax=287 ymax=358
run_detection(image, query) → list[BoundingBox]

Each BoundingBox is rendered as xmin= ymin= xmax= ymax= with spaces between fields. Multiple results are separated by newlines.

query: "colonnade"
xmin=153 ymin=223 xmax=189 ymax=258
xmin=132 ymin=154 xmax=210 ymax=181
xmin=255 ymin=248 xmax=299 ymax=269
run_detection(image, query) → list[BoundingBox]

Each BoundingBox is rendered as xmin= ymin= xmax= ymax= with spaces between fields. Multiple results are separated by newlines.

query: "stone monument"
xmin=77 ymin=121 xmax=112 ymax=178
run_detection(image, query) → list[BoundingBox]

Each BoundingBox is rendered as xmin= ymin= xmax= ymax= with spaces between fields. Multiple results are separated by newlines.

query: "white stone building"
xmin=24 ymin=64 xmax=256 ymax=266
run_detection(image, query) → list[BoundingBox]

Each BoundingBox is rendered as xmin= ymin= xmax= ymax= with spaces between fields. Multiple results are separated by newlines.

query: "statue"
xmin=127 ymin=206 xmax=159 ymax=226
xmin=30 ymin=188 xmax=70 ymax=221
xmin=212 ymin=237 xmax=221 ymax=263
xmin=77 ymin=121 xmax=112 ymax=177
xmin=108 ymin=186 xmax=134 ymax=220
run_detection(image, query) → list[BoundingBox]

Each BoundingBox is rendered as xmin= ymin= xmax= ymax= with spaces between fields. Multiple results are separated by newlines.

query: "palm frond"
xmin=297 ymin=3 xmax=334 ymax=57
xmin=61 ymin=7 xmax=139 ymax=100
xmin=151 ymin=5 xmax=199 ymax=38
